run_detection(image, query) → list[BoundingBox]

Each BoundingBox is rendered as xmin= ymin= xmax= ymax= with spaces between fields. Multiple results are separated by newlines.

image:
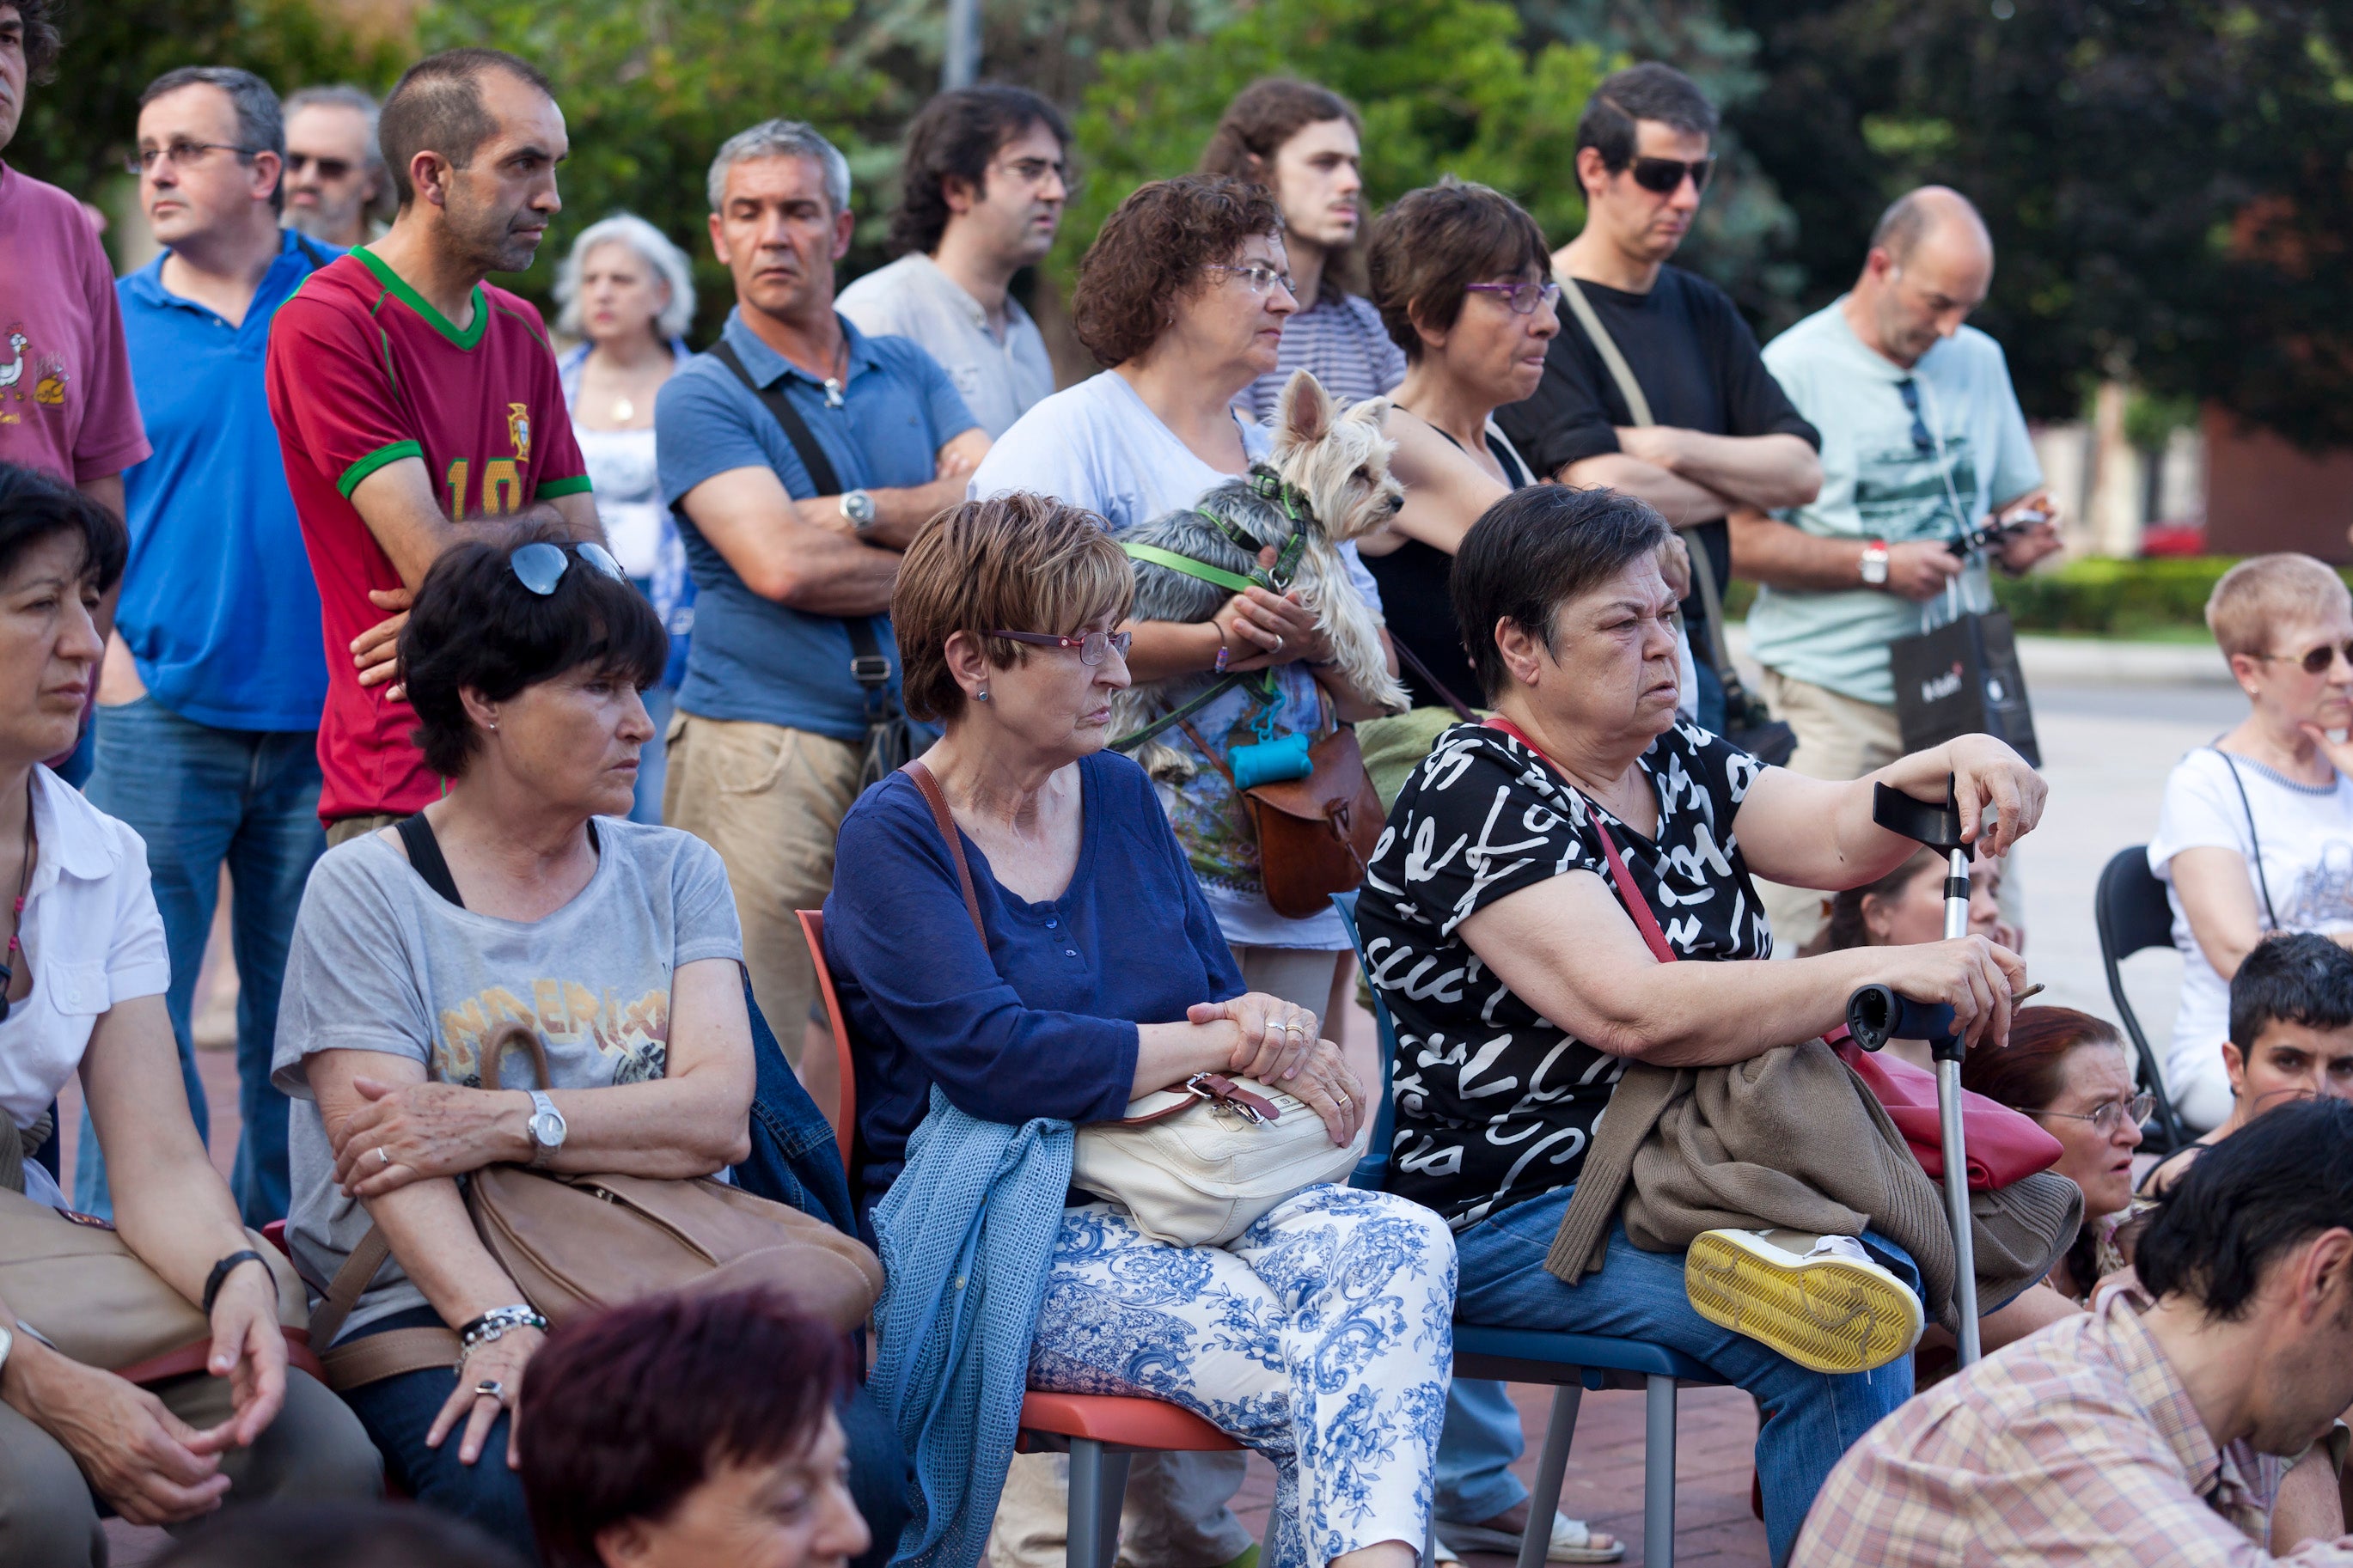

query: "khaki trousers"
xmin=989 ymin=1449 xmax=1255 ymax=1568
xmin=0 ymin=1367 xmax=383 ymax=1565
xmin=1755 ymin=669 xmax=1907 ymax=956
xmin=323 ymin=811 xmax=403 ymax=850
xmin=663 ymin=711 xmax=864 ymax=1063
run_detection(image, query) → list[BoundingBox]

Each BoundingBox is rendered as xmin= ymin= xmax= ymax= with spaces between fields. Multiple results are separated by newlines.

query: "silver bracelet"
xmin=458 ymin=1304 xmax=547 ymax=1355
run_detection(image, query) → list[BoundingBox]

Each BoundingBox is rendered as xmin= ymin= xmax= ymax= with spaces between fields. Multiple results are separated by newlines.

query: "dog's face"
xmin=1268 ymin=369 xmax=1406 ymax=545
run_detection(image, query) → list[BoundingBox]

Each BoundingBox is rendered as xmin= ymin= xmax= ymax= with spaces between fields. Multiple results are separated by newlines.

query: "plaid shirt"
xmin=1797 ymin=1293 xmax=2353 ymax=1565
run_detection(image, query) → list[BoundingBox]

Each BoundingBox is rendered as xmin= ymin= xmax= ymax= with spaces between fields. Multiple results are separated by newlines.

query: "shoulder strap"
xmin=1555 ymin=274 xmax=1656 ymax=428
xmin=708 ymin=339 xmax=843 ymax=497
xmin=902 ymin=760 xmax=986 ymax=942
xmin=1482 ymin=716 xmax=1677 ymax=964
xmin=1394 ymin=639 xmax=1477 ymax=723
xmin=395 ymin=814 xmax=463 ymax=909
xmin=2209 ymin=748 xmax=2278 ymax=930
xmin=1677 ymin=527 xmax=1745 ymax=692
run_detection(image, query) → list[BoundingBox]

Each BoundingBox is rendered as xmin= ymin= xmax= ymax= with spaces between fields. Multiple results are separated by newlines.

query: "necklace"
xmin=609 ymin=395 xmax=635 ymax=423
xmin=0 ymin=796 xmax=34 ymax=1024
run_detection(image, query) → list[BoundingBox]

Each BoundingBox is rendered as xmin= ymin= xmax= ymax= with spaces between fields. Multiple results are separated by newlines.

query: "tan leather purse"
xmin=310 ymin=1022 xmax=883 ymax=1392
xmin=901 ymin=760 xmax=1366 ymax=1249
xmin=1179 ymin=721 xmax=1385 ymax=919
xmin=0 ymin=1187 xmax=321 ymax=1384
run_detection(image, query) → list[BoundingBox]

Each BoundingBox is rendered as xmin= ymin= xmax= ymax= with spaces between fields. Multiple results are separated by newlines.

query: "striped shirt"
xmin=1797 ymin=1293 xmax=2350 ymax=1565
xmin=1235 ymin=290 xmax=1404 ymax=424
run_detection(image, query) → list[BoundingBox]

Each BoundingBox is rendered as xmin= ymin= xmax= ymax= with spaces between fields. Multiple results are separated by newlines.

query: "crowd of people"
xmin=1 ymin=1 xmax=2350 ymax=1563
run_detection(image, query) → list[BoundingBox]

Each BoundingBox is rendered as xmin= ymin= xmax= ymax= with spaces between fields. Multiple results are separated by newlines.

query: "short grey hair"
xmin=553 ymin=212 xmax=698 ymax=342
xmin=706 ymin=119 xmax=852 ymax=216
xmin=139 ymin=66 xmax=285 ymax=212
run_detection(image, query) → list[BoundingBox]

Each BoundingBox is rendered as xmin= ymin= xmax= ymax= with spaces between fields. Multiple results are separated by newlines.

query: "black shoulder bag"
xmin=701 ymin=339 xmax=915 ymax=791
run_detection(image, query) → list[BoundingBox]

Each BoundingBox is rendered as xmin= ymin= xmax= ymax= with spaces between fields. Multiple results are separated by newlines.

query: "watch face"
xmin=530 ymin=1110 xmax=565 ymax=1147
xmin=845 ymin=491 xmax=876 ymax=526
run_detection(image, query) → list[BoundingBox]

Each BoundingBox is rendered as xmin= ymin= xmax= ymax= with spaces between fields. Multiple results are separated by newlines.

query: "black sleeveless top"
xmin=1362 ymin=424 xmax=1534 ymax=712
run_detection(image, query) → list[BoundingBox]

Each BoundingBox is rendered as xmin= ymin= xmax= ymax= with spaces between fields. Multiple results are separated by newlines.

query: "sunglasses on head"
xmin=1628 ymin=156 xmax=1714 ymax=196
xmin=2258 ymin=639 xmax=2353 ymax=676
xmin=510 ymin=540 xmax=627 ymax=596
xmin=285 ymin=152 xmax=354 ymax=180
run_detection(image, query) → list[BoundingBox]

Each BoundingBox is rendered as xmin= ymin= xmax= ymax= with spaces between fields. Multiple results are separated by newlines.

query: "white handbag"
xmin=1074 ymin=1073 xmax=1370 ymax=1247
xmin=901 ymin=761 xmax=1368 ymax=1249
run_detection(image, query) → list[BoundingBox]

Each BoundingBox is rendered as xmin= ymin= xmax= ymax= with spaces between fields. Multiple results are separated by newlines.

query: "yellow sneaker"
xmin=1684 ymin=1229 xmax=1923 ymax=1374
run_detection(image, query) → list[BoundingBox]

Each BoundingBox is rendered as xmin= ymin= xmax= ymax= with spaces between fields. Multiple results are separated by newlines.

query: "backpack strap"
xmin=396 ymin=814 xmax=463 ymax=909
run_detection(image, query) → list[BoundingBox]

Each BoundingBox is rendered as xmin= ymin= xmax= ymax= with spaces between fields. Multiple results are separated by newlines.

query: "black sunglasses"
xmin=1897 ymin=379 xmax=1936 ymax=455
xmin=511 ymin=540 xmax=627 ymax=595
xmin=1629 ymin=156 xmax=1714 ymax=195
xmin=286 ymin=152 xmax=354 ymax=180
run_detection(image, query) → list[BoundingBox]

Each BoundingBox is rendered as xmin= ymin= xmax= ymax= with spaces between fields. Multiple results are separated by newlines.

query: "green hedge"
xmin=1726 ymin=558 xmax=2353 ymax=638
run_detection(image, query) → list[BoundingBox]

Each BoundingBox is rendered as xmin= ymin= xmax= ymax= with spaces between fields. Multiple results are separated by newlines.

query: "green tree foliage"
xmin=1062 ymin=0 xmax=1609 ymax=298
xmin=417 ymin=0 xmax=896 ymax=339
xmin=8 ymin=0 xmax=403 ymax=253
xmin=1720 ymin=0 xmax=2353 ymax=448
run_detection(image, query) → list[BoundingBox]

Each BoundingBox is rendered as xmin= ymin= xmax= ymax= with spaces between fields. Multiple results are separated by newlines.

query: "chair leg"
xmin=1513 ymin=1385 xmax=1583 ymax=1568
xmin=1097 ymin=1451 xmax=1132 ymax=1568
xmin=1069 ymin=1439 xmax=1107 ymax=1568
xmin=1643 ymin=1376 xmax=1677 ymax=1568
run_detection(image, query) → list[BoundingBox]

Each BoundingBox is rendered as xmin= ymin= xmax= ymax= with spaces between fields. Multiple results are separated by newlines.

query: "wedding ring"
xmin=376 ymin=1147 xmax=391 ymax=1168
xmin=474 ymin=1379 xmax=506 ymax=1400
xmin=1281 ymin=1022 xmax=1304 ymax=1036
xmin=1273 ymin=635 xmax=1285 ymax=651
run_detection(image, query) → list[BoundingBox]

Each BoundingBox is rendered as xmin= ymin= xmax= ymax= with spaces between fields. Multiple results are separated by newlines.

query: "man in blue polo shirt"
xmin=658 ymin=119 xmax=982 ymax=1097
xmin=79 ymin=67 xmax=331 ymax=1224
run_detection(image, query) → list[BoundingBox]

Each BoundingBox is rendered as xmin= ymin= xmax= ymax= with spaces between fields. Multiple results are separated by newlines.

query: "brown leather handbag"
xmin=1183 ymin=721 xmax=1386 ymax=919
xmin=309 ymin=1022 xmax=883 ymax=1392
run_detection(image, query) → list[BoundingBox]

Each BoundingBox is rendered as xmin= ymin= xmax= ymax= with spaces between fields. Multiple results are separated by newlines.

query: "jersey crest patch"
xmin=506 ymin=402 xmax=532 ymax=462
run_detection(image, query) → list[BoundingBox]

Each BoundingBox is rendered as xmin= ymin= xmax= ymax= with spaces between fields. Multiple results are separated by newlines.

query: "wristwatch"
xmin=525 ymin=1090 xmax=568 ymax=1171
xmin=1860 ymin=538 xmax=1891 ymax=586
xmin=839 ymin=489 xmax=877 ymax=537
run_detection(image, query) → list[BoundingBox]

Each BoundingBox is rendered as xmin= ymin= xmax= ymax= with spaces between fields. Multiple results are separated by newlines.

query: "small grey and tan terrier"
xmin=1110 ymin=369 xmax=1411 ymax=782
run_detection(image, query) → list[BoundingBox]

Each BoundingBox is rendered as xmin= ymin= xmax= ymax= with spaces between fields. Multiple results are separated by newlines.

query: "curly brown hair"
xmin=1071 ymin=174 xmax=1283 ymax=369
xmin=7 ymin=0 xmax=63 ymax=82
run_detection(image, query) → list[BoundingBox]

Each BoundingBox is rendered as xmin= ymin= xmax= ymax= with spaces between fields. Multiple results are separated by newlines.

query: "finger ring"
xmin=376 ymin=1147 xmax=391 ymax=1168
xmin=474 ymin=1379 xmax=506 ymax=1400
xmin=1273 ymin=635 xmax=1285 ymax=651
xmin=1281 ymin=1022 xmax=1303 ymax=1036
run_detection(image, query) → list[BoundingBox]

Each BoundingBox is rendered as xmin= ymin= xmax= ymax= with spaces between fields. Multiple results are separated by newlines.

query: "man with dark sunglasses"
xmin=282 ymin=84 xmax=388 ymax=249
xmin=1738 ymin=186 xmax=2058 ymax=953
xmin=1495 ymin=63 xmax=1823 ymax=736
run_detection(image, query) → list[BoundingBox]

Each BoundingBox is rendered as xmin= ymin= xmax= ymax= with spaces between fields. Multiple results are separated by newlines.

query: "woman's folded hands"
xmin=333 ymin=1078 xmax=527 ymax=1199
xmin=1185 ymin=993 xmax=1368 ymax=1146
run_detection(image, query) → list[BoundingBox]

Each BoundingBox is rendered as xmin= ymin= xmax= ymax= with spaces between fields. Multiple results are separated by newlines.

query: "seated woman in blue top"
xmin=824 ymin=493 xmax=1454 ymax=1568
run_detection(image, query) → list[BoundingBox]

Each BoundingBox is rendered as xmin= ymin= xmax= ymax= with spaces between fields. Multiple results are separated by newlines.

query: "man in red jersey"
xmin=266 ymin=47 xmax=599 ymax=842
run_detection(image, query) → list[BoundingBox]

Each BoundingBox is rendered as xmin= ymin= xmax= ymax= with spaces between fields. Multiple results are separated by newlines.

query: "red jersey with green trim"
xmin=266 ymin=248 xmax=590 ymax=821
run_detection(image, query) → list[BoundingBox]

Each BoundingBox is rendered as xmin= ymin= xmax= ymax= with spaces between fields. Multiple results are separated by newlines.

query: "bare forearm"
xmin=539 ymin=1075 xmax=749 ymax=1174
xmin=747 ymin=535 xmax=900 ymax=616
xmin=367 ymin=1180 xmax=531 ymax=1325
xmin=1561 ymin=455 xmax=1733 ymax=526
xmin=106 ymin=1156 xmax=254 ymax=1308
xmin=1728 ymin=509 xmax=1868 ymax=591
xmin=1590 ymin=949 xmax=1881 ymax=1065
xmin=1124 ymin=619 xmax=1221 ymax=683
xmin=1659 ymin=432 xmax=1820 ymax=509
xmin=1133 ymin=1022 xmax=1240 ymax=1099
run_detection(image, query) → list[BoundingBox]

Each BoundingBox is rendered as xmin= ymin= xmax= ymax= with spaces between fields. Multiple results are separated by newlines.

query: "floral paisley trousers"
xmin=1027 ymin=1186 xmax=1458 ymax=1568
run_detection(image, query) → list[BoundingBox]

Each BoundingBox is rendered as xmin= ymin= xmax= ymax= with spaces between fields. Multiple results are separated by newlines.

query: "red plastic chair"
xmin=795 ymin=910 xmax=1241 ymax=1568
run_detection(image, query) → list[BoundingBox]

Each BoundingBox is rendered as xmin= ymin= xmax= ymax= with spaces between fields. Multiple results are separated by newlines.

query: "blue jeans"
xmin=1434 ymin=1378 xmax=1530 ymax=1523
xmin=1452 ymin=1190 xmax=1917 ymax=1566
xmin=76 ymin=696 xmax=323 ymax=1224
xmin=632 ymin=683 xmax=675 ymax=826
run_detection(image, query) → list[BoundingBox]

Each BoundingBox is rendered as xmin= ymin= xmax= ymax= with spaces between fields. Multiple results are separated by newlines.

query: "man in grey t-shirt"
xmin=837 ymin=87 xmax=1066 ymax=438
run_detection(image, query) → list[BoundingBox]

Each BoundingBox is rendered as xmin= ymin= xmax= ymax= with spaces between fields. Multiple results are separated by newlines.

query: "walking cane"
xmin=1842 ymin=774 xmax=1986 ymax=1366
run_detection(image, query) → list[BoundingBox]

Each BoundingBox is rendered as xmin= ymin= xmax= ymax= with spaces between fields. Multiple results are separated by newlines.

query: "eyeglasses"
xmin=2257 ymin=640 xmax=2353 ymax=676
xmin=2032 ymin=1093 xmax=2155 ymax=1137
xmin=993 ymin=154 xmax=1075 ymax=194
xmin=1464 ymin=280 xmax=1563 ymax=315
xmin=1628 ymin=156 xmax=1714 ymax=196
xmin=1897 ymin=379 xmax=1936 ymax=455
xmin=988 ymin=629 xmax=1134 ymax=666
xmin=127 ymin=140 xmax=262 ymax=175
xmin=286 ymin=152 xmax=355 ymax=180
xmin=1206 ymin=262 xmax=1298 ymax=298
xmin=511 ymin=540 xmax=628 ymax=596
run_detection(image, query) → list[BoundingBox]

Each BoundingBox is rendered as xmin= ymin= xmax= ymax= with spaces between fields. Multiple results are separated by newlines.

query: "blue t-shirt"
xmin=823 ymin=750 xmax=1246 ymax=1222
xmin=656 ymin=311 xmax=977 ymax=740
xmin=114 ymin=231 xmax=333 ymax=730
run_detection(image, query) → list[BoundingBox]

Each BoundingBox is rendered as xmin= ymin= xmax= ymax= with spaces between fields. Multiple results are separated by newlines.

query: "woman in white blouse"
xmin=0 ymin=464 xmax=378 ymax=1554
xmin=2152 ymin=552 xmax=2353 ymax=1129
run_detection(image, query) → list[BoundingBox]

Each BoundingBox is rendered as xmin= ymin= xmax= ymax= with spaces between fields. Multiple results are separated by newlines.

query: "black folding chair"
xmin=2094 ymin=845 xmax=2191 ymax=1153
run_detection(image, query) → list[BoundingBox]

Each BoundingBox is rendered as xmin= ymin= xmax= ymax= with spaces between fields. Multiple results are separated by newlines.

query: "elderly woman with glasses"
xmin=2151 ymin=553 xmax=2353 ymax=1131
xmin=273 ymin=528 xmax=757 ymax=1556
xmin=825 ymin=494 xmax=1453 ymax=1568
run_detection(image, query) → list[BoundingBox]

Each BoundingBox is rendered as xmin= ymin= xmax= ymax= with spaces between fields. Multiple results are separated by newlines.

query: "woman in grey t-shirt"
xmin=272 ymin=532 xmax=750 ymax=1557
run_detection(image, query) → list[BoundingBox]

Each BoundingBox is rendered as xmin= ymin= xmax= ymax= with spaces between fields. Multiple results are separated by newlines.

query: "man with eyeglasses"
xmin=265 ymin=47 xmax=596 ymax=850
xmin=72 ymin=67 xmax=333 ymax=1227
xmin=0 ymin=0 xmax=147 ymax=567
xmin=1495 ymin=63 xmax=1822 ymax=738
xmin=1738 ymin=186 xmax=2059 ymax=955
xmin=282 ymin=84 xmax=389 ymax=250
xmin=838 ymin=87 xmax=1066 ymax=439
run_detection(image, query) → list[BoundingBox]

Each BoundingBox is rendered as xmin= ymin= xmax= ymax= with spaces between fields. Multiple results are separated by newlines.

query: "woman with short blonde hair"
xmin=827 ymin=492 xmax=1453 ymax=1568
xmin=2151 ymin=552 xmax=2353 ymax=1129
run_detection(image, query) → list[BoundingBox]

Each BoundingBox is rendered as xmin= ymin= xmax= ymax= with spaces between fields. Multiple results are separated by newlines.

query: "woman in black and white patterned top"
xmin=1357 ymin=483 xmax=2046 ymax=1565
